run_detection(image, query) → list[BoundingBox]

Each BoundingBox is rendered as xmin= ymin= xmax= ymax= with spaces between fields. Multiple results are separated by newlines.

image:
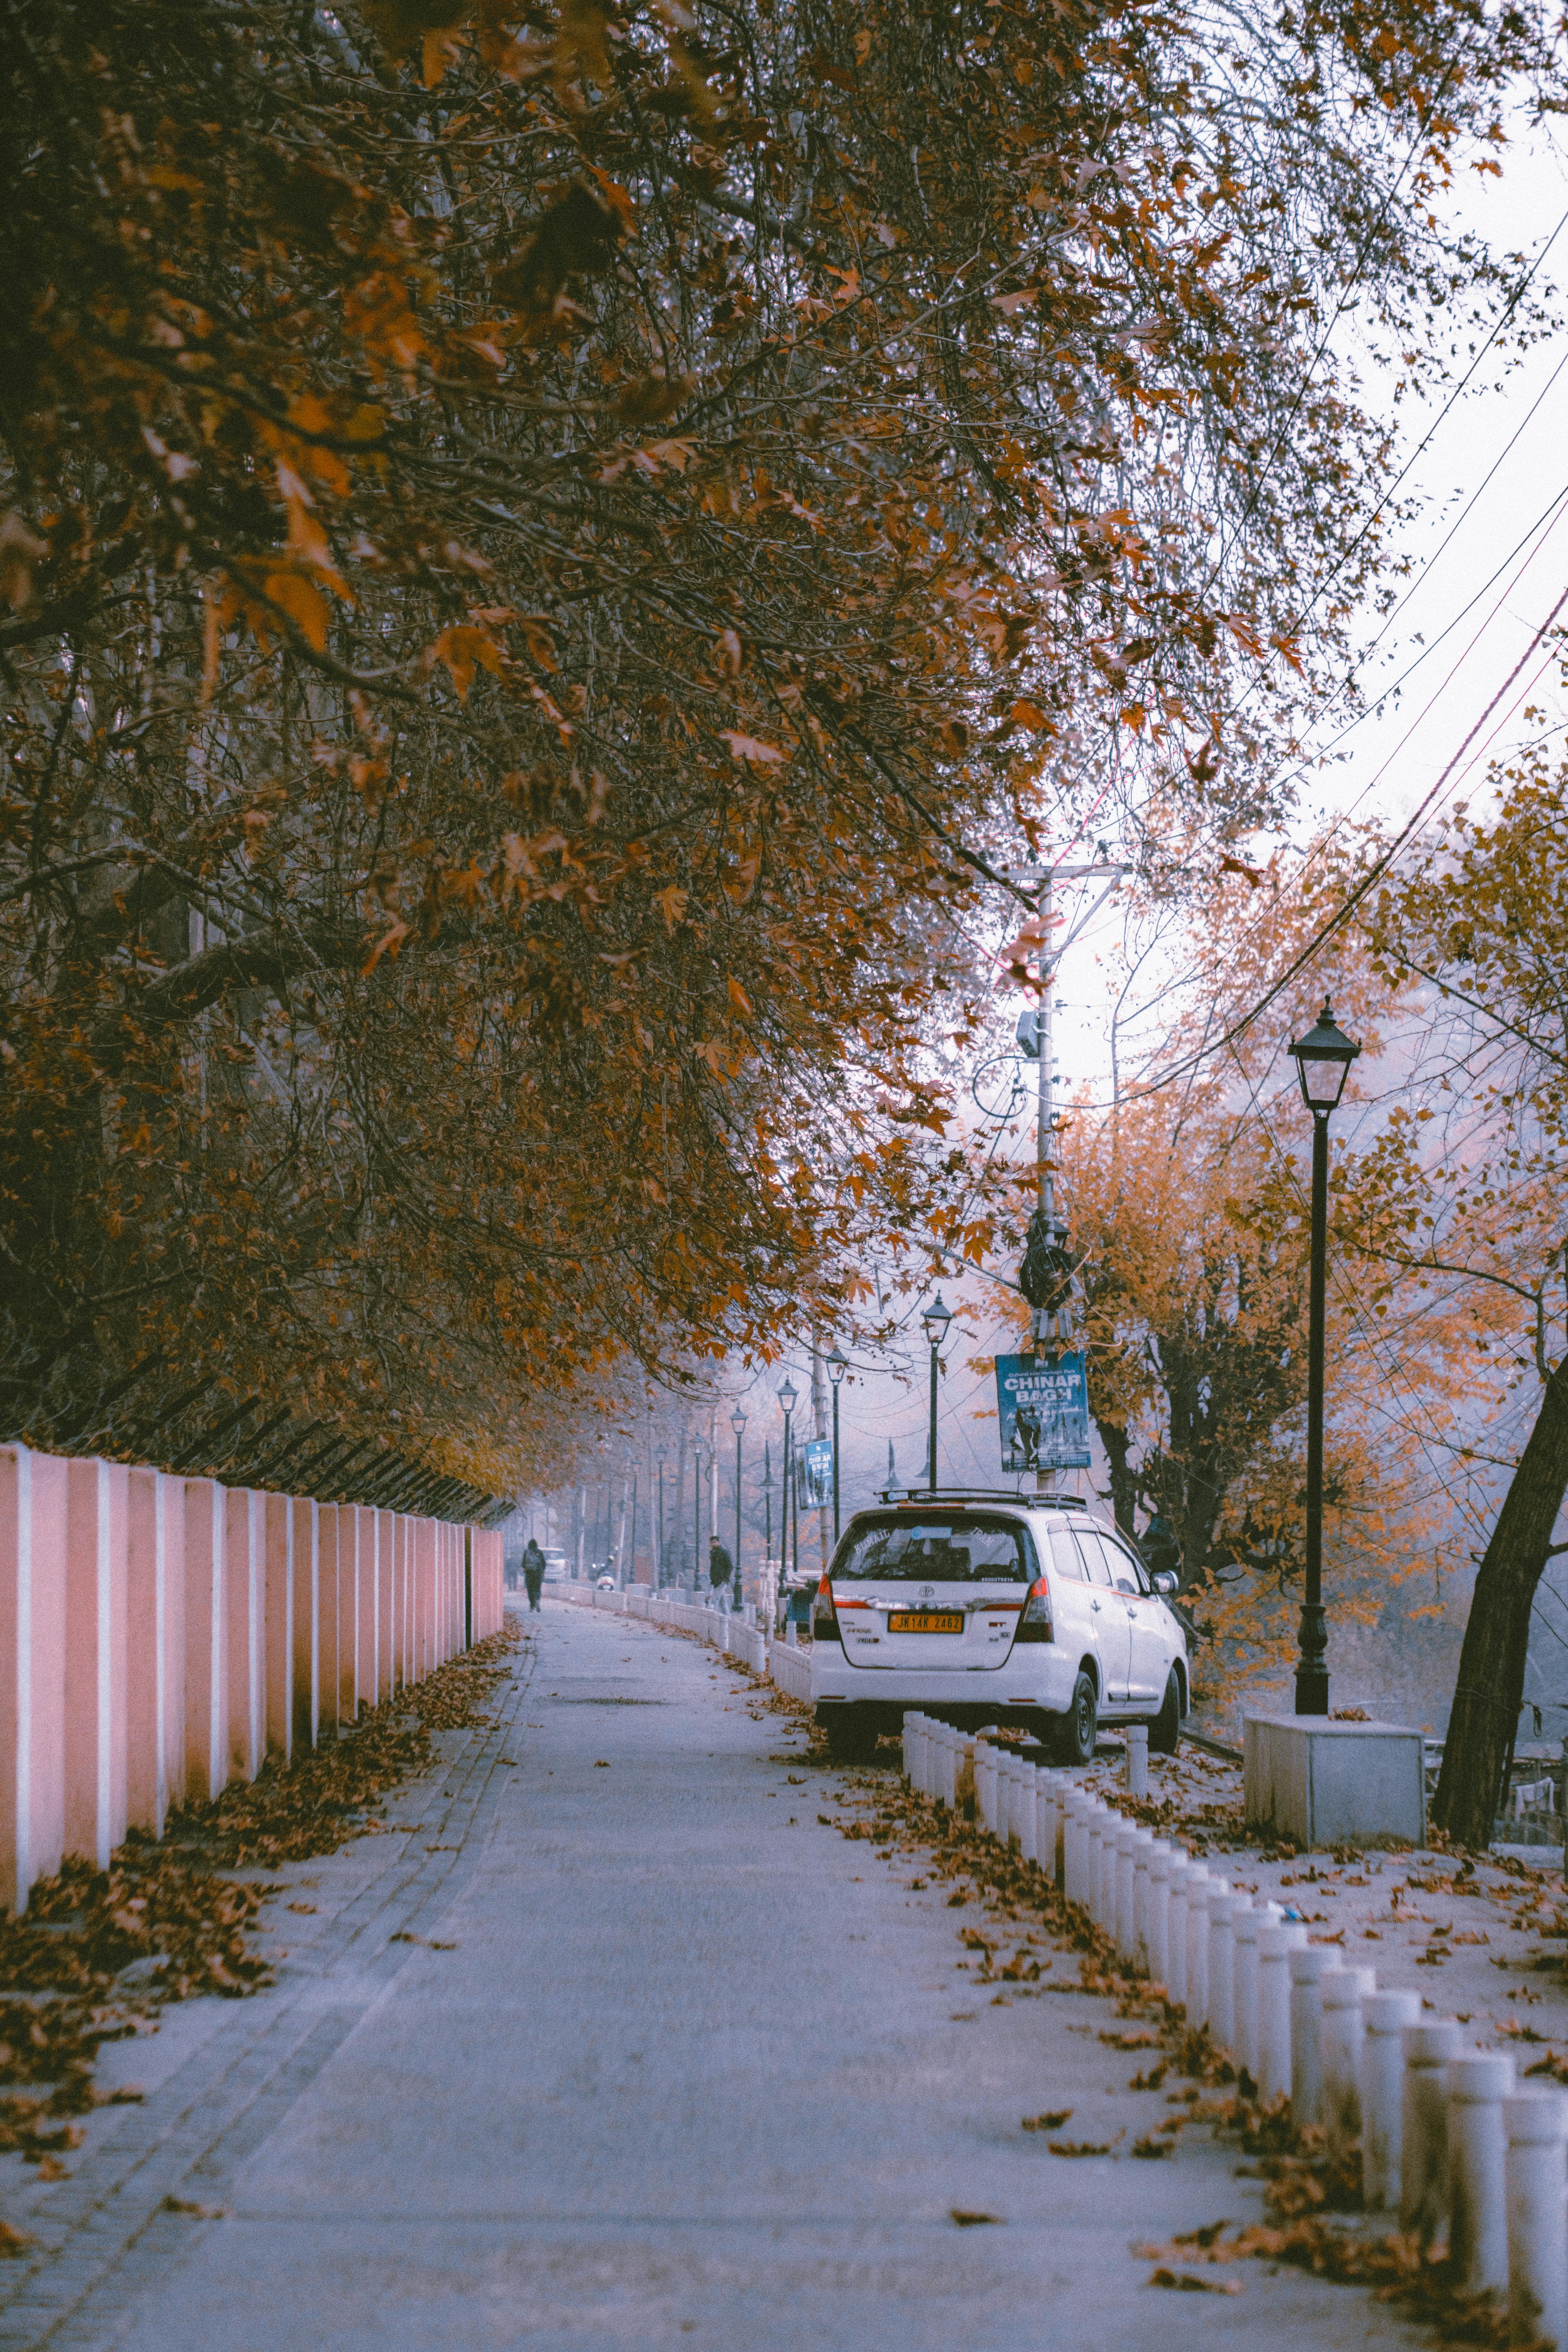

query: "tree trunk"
xmin=1096 ymin=1418 xmax=1138 ymax=1538
xmin=1432 ymin=1353 xmax=1568 ymax=1848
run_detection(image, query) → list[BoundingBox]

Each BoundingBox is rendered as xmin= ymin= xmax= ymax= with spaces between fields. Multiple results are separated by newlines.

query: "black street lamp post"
xmin=1289 ymin=999 xmax=1361 ymax=1717
xmin=762 ymin=1441 xmax=773 ymax=1564
xmin=731 ymin=1405 xmax=747 ymax=1612
xmin=826 ymin=1346 xmax=848 ymax=1543
xmin=692 ymin=1445 xmax=702 ymax=1590
xmin=778 ymin=1376 xmax=797 ymax=1621
xmin=921 ymin=1294 xmax=953 ymax=1494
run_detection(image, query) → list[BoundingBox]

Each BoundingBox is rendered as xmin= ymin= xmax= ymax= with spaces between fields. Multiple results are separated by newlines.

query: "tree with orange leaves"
xmin=0 ymin=0 xmax=1553 ymax=1488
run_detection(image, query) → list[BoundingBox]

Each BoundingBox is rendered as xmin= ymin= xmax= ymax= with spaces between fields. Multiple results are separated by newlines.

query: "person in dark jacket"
xmin=708 ymin=1535 xmax=735 ymax=1597
xmin=523 ymin=1536 xmax=546 ymax=1611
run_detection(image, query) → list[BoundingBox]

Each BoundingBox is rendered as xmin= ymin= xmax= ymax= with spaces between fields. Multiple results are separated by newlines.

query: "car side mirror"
xmin=1151 ymin=1570 xmax=1178 ymax=1596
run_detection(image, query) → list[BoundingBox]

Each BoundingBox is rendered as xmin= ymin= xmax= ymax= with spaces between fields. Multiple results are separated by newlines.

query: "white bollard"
xmin=1361 ymin=1989 xmax=1421 ymax=2209
xmin=1098 ymin=1809 xmax=1120 ymax=1929
xmin=1115 ymin=1824 xmax=1140 ymax=1957
xmin=1018 ymin=1764 xmax=1039 ymax=1865
xmin=1132 ymin=1835 xmax=1158 ymax=1973
xmin=1083 ymin=1808 xmax=1106 ymax=1925
xmin=1166 ymin=1863 xmax=1193 ymax=2009
xmin=1011 ymin=1759 xmax=1030 ymax=1853
xmin=1125 ymin=1722 xmax=1149 ymax=1797
xmin=1256 ymin=1922 xmax=1307 ymax=2104
xmin=1187 ymin=1875 xmax=1226 ymax=2028
xmin=1059 ymin=1788 xmax=1078 ymax=1900
xmin=1037 ymin=1773 xmax=1062 ymax=1886
xmin=1505 ymin=2090 xmax=1568 ymax=2351
xmin=1401 ymin=2020 xmax=1463 ymax=2245
xmin=1289 ymin=1946 xmax=1331 ymax=2130
xmin=1063 ymin=1791 xmax=1086 ymax=1905
xmin=976 ymin=1741 xmax=996 ymax=1834
xmin=1206 ymin=1892 xmax=1246 ymax=2057
xmin=1447 ymin=2051 xmax=1514 ymax=2294
xmin=1321 ymin=1966 xmax=1376 ymax=2162
xmin=1147 ymin=1846 xmax=1176 ymax=1991
xmin=956 ymin=1735 xmax=977 ymax=1818
xmin=1231 ymin=1906 xmax=1267 ymax=2087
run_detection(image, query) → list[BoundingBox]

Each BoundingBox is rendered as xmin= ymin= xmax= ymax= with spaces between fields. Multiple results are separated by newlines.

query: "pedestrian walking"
xmin=523 ymin=1535 xmax=546 ymax=1612
xmin=708 ymin=1534 xmax=735 ymax=1601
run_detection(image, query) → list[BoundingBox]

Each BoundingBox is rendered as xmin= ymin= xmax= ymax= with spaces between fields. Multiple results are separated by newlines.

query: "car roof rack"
xmin=873 ymin=1487 xmax=1089 ymax=1510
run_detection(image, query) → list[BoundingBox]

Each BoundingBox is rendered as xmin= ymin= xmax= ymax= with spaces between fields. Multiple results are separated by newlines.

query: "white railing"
xmin=898 ymin=1712 xmax=1568 ymax=2347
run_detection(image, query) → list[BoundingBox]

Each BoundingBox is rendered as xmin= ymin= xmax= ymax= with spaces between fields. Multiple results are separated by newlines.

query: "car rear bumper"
xmin=810 ymin=1647 xmax=1080 ymax=1712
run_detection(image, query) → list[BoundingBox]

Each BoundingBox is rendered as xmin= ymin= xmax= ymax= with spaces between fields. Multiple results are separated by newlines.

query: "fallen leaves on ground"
xmin=1021 ymin=2110 xmax=1072 ymax=2132
xmin=0 ymin=1622 xmax=520 ymax=2203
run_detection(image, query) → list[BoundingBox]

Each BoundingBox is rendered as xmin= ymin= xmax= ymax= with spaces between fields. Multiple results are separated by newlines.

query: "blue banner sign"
xmin=995 ymin=1352 xmax=1092 ymax=1472
xmin=798 ymin=1436 xmax=833 ymax=1510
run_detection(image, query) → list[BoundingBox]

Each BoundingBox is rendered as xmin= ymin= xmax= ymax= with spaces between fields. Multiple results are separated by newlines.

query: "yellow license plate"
xmin=888 ymin=1611 xmax=964 ymax=1634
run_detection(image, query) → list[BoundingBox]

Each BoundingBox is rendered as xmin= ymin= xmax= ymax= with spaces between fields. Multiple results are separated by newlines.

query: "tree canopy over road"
xmin=1 ymin=0 xmax=1554 ymax=1494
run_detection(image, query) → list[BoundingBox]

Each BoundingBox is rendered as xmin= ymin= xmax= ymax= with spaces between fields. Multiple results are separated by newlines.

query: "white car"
xmin=542 ymin=1550 xmax=569 ymax=1583
xmin=809 ymin=1491 xmax=1188 ymax=1766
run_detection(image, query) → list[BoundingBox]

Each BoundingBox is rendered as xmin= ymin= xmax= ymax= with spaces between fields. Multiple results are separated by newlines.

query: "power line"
xmin=1240 ymin=206 xmax=1568 ymax=718
xmin=1198 ymin=62 xmax=1463 ymax=603
xmin=1091 ymin=575 xmax=1568 ymax=1112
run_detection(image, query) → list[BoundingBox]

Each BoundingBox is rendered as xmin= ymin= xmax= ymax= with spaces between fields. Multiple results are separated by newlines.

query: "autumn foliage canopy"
xmin=0 ymin=0 xmax=1548 ymax=1490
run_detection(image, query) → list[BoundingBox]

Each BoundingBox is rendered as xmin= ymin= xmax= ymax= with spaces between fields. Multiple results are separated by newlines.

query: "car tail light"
xmin=1014 ymin=1575 xmax=1054 ymax=1643
xmin=810 ymin=1575 xmax=841 ymax=1646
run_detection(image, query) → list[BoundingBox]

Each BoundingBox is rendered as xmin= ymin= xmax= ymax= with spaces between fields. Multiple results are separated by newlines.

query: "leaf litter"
xmin=766 ymin=1693 xmax=1548 ymax=2351
xmin=0 ymin=1620 xmax=521 ymax=2239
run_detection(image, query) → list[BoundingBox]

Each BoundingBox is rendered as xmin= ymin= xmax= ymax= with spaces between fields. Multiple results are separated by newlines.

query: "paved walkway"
xmin=0 ymin=1603 xmax=1417 ymax=2350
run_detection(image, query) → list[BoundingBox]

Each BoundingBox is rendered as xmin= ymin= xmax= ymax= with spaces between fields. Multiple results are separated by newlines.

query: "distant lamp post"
xmin=778 ymin=1376 xmax=798 ymax=1590
xmin=730 ymin=1405 xmax=747 ymax=1610
xmin=691 ymin=1444 xmax=702 ymax=1588
xmin=655 ymin=1446 xmax=666 ymax=1585
xmin=921 ymin=1293 xmax=953 ymax=1494
xmin=761 ymin=1441 xmax=774 ymax=1563
xmin=1289 ymin=999 xmax=1361 ymax=1717
xmin=826 ymin=1346 xmax=849 ymax=1543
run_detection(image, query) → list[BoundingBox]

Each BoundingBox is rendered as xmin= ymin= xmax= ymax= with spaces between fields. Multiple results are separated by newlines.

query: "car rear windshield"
xmin=831 ymin=1514 xmax=1034 ymax=1584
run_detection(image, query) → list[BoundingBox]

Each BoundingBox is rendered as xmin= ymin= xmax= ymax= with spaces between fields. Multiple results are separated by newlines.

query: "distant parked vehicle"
xmin=809 ymin=1489 xmax=1188 ymax=1766
xmin=542 ymin=1550 xmax=569 ymax=1583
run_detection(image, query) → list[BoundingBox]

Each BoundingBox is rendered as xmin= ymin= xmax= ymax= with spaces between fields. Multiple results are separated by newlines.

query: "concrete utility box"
xmin=1244 ymin=1715 xmax=1426 ymax=1850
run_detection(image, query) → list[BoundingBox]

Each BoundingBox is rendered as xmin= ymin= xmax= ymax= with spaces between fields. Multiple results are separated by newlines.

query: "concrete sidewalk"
xmin=2 ymin=1603 xmax=1423 ymax=2350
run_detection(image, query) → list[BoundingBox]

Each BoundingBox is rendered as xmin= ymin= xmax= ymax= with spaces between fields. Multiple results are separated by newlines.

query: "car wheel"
xmin=1053 ymin=1671 xmax=1097 ymax=1766
xmin=1149 ymin=1670 xmax=1181 ymax=1756
xmin=821 ymin=1708 xmax=881 ymax=1764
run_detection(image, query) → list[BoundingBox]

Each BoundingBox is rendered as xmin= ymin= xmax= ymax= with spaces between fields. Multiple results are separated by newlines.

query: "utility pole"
xmin=1005 ymin=853 xmax=1127 ymax=1350
xmin=811 ymin=1344 xmax=829 ymax=1569
xmin=1004 ymin=852 xmax=1127 ymax=1497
